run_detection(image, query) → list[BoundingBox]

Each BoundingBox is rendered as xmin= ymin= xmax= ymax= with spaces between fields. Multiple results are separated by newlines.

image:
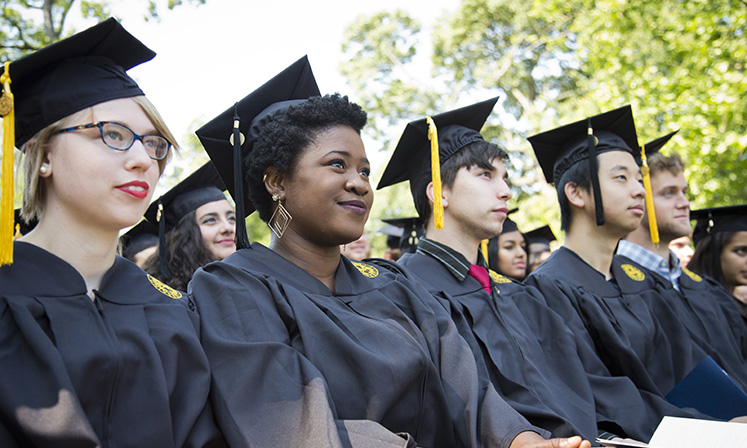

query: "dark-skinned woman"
xmin=191 ymin=56 xmax=590 ymax=448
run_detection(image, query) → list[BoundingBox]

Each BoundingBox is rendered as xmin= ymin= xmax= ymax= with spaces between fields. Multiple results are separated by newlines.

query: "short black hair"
xmin=421 ymin=140 xmax=508 ymax=224
xmin=556 ymin=157 xmax=591 ymax=232
xmin=246 ymin=94 xmax=367 ymax=222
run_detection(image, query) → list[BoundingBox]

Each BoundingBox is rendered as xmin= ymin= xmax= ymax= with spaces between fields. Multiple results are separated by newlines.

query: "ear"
xmin=263 ymin=166 xmax=285 ymax=200
xmin=425 ymin=181 xmax=449 ymax=209
xmin=38 ymin=148 xmax=52 ymax=178
xmin=564 ymin=181 xmax=585 ymax=209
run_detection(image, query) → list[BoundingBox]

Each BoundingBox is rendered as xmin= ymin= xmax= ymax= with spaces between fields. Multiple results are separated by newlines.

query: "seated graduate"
xmin=524 ymin=224 xmax=557 ymax=273
xmin=615 ymin=140 xmax=747 ymax=389
xmin=191 ymin=56 xmax=588 ymax=448
xmin=142 ymin=161 xmax=236 ymax=291
xmin=525 ymin=106 xmax=717 ymax=420
xmin=669 ymin=234 xmax=694 ymax=268
xmin=689 ymin=205 xmax=747 ymax=324
xmin=377 ymin=99 xmax=681 ymax=442
xmin=0 ymin=19 xmax=225 ymax=447
xmin=486 ymin=210 xmax=529 ymax=281
xmin=119 ymin=218 xmax=158 ymax=268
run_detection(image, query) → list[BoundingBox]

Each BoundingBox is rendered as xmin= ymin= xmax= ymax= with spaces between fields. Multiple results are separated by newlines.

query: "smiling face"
xmin=40 ymin=98 xmax=162 ymax=232
xmin=279 ymin=125 xmax=372 ymax=247
xmin=195 ymin=198 xmax=236 ymax=261
xmin=721 ymin=231 xmax=747 ymax=291
xmin=497 ymin=230 xmax=527 ymax=280
xmin=440 ymin=157 xmax=512 ymax=242
xmin=648 ymin=169 xmax=691 ymax=242
xmin=593 ymin=151 xmax=647 ymax=235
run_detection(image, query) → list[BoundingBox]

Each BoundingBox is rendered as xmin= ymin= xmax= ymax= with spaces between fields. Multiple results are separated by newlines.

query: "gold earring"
xmin=268 ymin=194 xmax=292 ymax=238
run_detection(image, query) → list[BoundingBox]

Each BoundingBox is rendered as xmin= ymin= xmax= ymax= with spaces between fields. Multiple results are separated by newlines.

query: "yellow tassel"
xmin=480 ymin=239 xmax=488 ymax=263
xmin=427 ymin=117 xmax=444 ymax=230
xmin=0 ymin=62 xmax=15 ymax=265
xmin=640 ymin=144 xmax=659 ymax=246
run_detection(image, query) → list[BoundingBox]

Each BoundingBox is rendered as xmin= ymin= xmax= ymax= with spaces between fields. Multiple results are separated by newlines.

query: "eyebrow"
xmin=324 ymin=150 xmax=370 ymax=165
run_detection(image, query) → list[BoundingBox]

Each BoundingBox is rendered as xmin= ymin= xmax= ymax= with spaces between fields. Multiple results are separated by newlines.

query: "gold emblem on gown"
xmin=147 ymin=274 xmax=183 ymax=299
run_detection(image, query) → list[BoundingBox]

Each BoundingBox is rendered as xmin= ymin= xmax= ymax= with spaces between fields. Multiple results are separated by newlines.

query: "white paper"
xmin=646 ymin=416 xmax=747 ymax=448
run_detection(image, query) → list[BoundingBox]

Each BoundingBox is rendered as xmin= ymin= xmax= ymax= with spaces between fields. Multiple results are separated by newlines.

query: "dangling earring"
xmin=269 ymin=193 xmax=292 ymax=238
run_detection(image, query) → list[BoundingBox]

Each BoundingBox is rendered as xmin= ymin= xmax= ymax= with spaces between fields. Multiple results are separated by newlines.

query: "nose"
xmin=497 ymin=178 xmax=512 ymax=201
xmin=125 ymin=139 xmax=156 ymax=171
xmin=345 ymin=172 xmax=371 ymax=197
xmin=634 ymin=180 xmax=646 ymax=198
xmin=220 ymin=216 xmax=236 ymax=235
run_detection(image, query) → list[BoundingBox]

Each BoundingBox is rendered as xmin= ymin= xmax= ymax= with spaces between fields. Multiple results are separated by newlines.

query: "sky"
xmin=77 ymin=0 xmax=461 ymax=186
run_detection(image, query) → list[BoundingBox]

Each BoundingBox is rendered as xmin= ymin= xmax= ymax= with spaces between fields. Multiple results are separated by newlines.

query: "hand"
xmin=729 ymin=415 xmax=747 ymax=423
xmin=510 ymin=431 xmax=592 ymax=448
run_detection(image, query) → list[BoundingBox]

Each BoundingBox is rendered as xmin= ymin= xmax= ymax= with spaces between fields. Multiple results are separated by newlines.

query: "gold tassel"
xmin=640 ymin=144 xmax=659 ymax=246
xmin=480 ymin=239 xmax=488 ymax=263
xmin=427 ymin=117 xmax=444 ymax=230
xmin=0 ymin=62 xmax=15 ymax=265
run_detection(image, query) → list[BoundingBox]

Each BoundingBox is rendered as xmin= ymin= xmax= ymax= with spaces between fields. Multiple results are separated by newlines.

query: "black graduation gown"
xmin=398 ymin=251 xmax=599 ymax=440
xmin=525 ymin=248 xmax=713 ymax=432
xmin=616 ymin=255 xmax=747 ymax=391
xmin=0 ymin=242 xmax=225 ymax=448
xmin=189 ymin=243 xmax=545 ymax=448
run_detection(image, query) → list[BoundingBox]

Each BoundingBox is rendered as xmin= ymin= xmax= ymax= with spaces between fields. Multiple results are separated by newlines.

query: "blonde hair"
xmin=20 ymin=95 xmax=178 ymax=222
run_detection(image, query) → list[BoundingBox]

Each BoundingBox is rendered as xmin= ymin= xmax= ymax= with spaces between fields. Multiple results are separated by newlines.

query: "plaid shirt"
xmin=616 ymin=239 xmax=683 ymax=292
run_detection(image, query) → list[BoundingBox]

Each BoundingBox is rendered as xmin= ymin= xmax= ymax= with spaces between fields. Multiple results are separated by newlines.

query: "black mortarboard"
xmin=527 ymin=105 xmax=639 ymax=226
xmin=5 ymin=17 xmax=155 ymax=146
xmin=120 ymin=219 xmax=158 ymax=261
xmin=381 ymin=216 xmax=424 ymax=254
xmin=377 ymin=97 xmax=500 ymax=225
xmin=143 ymin=161 xmax=227 ymax=279
xmin=691 ymin=205 xmax=747 ymax=246
xmin=524 ymin=224 xmax=557 ymax=246
xmin=1 ymin=18 xmax=155 ymax=265
xmin=195 ymin=56 xmax=320 ymax=249
xmin=501 ymin=208 xmax=520 ymax=235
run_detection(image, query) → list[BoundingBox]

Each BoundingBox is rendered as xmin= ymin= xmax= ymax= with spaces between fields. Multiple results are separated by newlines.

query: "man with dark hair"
xmin=615 ymin=140 xmax=747 ymax=389
xmin=524 ymin=106 xmax=726 ymax=424
xmin=377 ymin=99 xmax=696 ymax=443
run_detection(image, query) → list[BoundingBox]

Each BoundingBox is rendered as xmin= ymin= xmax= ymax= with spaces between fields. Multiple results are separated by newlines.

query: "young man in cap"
xmin=615 ymin=142 xmax=747 ymax=390
xmin=378 ymin=99 xmax=678 ymax=442
xmin=524 ymin=106 xmax=728 ymax=422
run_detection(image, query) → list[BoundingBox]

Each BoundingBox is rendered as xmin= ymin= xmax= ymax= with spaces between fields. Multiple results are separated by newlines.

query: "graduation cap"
xmin=195 ymin=55 xmax=320 ymax=249
xmin=381 ymin=216 xmax=424 ymax=255
xmin=0 ymin=17 xmax=155 ymax=265
xmin=527 ymin=105 xmax=638 ymax=226
xmin=691 ymin=204 xmax=747 ymax=246
xmin=120 ymin=219 xmax=158 ymax=261
xmin=639 ymin=130 xmax=678 ymax=245
xmin=377 ymin=97 xmax=500 ymax=228
xmin=143 ymin=161 xmax=227 ymax=279
xmin=524 ymin=224 xmax=557 ymax=247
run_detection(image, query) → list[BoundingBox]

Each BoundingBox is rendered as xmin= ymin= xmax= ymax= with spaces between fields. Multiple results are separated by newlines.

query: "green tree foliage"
xmin=0 ymin=0 xmax=206 ymax=60
xmin=340 ymin=0 xmax=747 ymax=238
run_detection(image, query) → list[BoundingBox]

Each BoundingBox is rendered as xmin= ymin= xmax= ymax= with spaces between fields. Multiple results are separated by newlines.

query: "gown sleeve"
xmin=369 ymin=259 xmax=549 ymax=447
xmin=189 ymin=263 xmax=415 ymax=448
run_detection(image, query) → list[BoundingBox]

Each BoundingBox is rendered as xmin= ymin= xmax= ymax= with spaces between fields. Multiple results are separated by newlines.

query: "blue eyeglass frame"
xmin=53 ymin=121 xmax=170 ymax=161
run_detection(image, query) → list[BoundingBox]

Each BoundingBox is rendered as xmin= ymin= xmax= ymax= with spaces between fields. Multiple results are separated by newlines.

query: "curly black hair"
xmin=246 ymin=93 xmax=367 ymax=222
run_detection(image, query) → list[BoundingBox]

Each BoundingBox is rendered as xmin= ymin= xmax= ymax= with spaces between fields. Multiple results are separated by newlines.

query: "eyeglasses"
xmin=54 ymin=121 xmax=170 ymax=160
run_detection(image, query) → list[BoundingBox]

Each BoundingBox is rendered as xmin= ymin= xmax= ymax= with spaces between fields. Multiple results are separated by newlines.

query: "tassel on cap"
xmin=231 ymin=103 xmax=250 ymax=249
xmin=639 ymin=143 xmax=659 ymax=246
xmin=156 ymin=200 xmax=172 ymax=280
xmin=480 ymin=239 xmax=488 ymax=262
xmin=0 ymin=62 xmax=15 ymax=265
xmin=427 ymin=117 xmax=444 ymax=230
xmin=587 ymin=118 xmax=605 ymax=226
